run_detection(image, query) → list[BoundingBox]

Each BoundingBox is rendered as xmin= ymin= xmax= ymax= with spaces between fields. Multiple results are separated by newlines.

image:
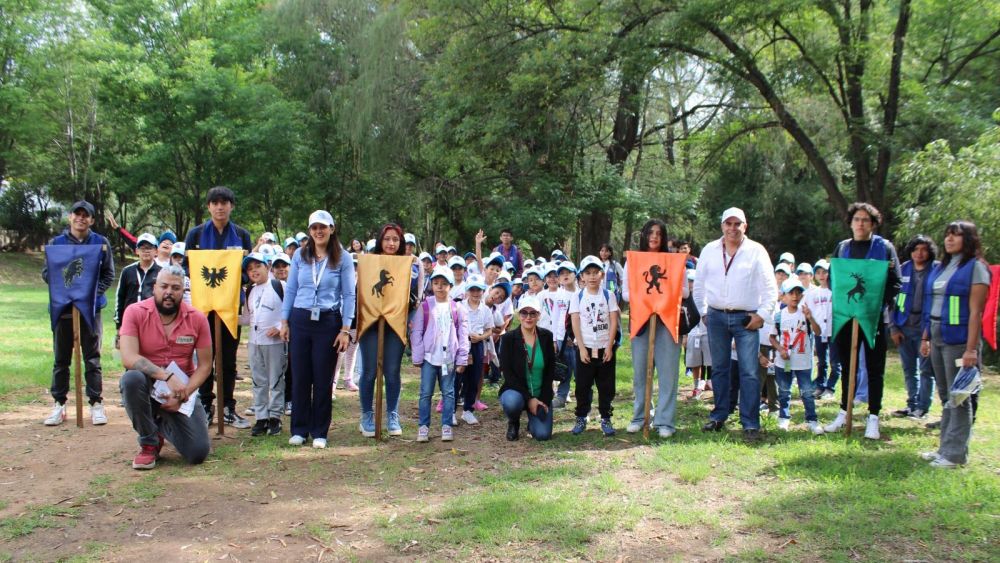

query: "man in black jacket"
xmin=183 ymin=186 xmax=253 ymax=429
xmin=115 ymin=233 xmax=161 ymax=345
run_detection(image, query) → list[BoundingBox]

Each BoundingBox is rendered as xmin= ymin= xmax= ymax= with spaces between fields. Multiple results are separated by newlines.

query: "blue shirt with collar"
xmin=282 ymin=246 xmax=356 ymax=324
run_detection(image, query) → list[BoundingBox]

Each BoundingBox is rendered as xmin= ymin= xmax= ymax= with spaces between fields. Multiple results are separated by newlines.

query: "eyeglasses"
xmin=851 ymin=216 xmax=872 ymax=224
xmin=518 ymin=311 xmax=539 ymax=318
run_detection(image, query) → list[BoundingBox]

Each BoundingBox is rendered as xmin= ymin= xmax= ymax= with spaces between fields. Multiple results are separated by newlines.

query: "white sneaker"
xmin=777 ymin=418 xmax=791 ymax=431
xmin=626 ymin=422 xmax=641 ymax=434
xmin=312 ymin=438 xmax=327 ymax=449
xmin=807 ymin=421 xmax=824 ymax=435
xmin=452 ymin=414 xmax=457 ymax=426
xmin=441 ymin=425 xmax=453 ymax=441
xmin=461 ymin=411 xmax=479 ymax=425
xmin=91 ymin=402 xmax=108 ymax=425
xmin=417 ymin=425 xmax=429 ymax=442
xmin=284 ymin=402 xmax=292 ymax=416
xmin=288 ymin=435 xmax=306 ymax=446
xmin=657 ymin=427 xmax=675 ymax=438
xmin=864 ymin=415 xmax=880 ymax=440
xmin=824 ymin=410 xmax=847 ymax=433
xmin=820 ymin=390 xmax=835 ymax=400
xmin=929 ymin=457 xmax=961 ymax=469
xmin=919 ymin=451 xmax=941 ymax=461
xmin=243 ymin=406 xmax=254 ymax=416
xmin=44 ymin=403 xmax=66 ymax=426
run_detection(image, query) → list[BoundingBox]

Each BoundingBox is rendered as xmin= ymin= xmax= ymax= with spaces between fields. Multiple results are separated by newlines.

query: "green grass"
xmin=0 ymin=505 xmax=79 ymax=540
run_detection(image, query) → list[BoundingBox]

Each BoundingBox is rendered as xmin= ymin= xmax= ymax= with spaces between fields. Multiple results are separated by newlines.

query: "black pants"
xmin=835 ymin=324 xmax=887 ymax=415
xmin=199 ymin=311 xmax=240 ymax=412
xmin=51 ymin=311 xmax=104 ymax=404
xmin=456 ymin=341 xmax=485 ymax=411
xmin=574 ymin=347 xmax=616 ymax=419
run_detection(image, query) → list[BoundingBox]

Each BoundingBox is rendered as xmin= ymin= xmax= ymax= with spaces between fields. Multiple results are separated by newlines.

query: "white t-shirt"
xmin=244 ymin=281 xmax=285 ymax=346
xmin=539 ymin=288 xmax=572 ymax=342
xmin=449 ymin=282 xmax=466 ymax=302
xmin=803 ymin=286 xmax=832 ymax=337
xmin=428 ymin=301 xmax=454 ymax=367
xmin=771 ymin=307 xmax=813 ymax=370
xmin=462 ymin=300 xmax=495 ymax=337
xmin=568 ymin=289 xmax=620 ymax=349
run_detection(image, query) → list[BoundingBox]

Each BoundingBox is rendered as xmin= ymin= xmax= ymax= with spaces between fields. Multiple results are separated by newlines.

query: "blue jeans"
xmin=774 ymin=367 xmax=818 ymax=422
xmin=556 ymin=340 xmax=578 ymax=400
xmin=812 ymin=335 xmax=841 ymax=392
xmin=499 ymin=389 xmax=552 ymax=440
xmin=455 ymin=341 xmax=485 ymax=412
xmin=630 ymin=317 xmax=681 ymax=430
xmin=358 ymin=328 xmax=403 ymax=417
xmin=897 ymin=325 xmax=935 ymax=413
xmin=418 ymin=361 xmax=454 ymax=428
xmin=706 ymin=309 xmax=762 ymax=430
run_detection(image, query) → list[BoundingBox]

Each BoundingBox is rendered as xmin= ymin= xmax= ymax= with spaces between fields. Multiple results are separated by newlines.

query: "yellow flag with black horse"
xmin=356 ymin=254 xmax=414 ymax=343
xmin=187 ymin=249 xmax=245 ymax=338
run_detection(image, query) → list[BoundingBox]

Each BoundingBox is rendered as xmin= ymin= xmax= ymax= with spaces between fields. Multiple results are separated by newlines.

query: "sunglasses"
xmin=518 ymin=310 xmax=539 ymax=318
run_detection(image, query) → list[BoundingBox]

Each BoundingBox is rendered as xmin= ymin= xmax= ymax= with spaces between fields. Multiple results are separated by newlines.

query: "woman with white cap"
xmin=498 ymin=294 xmax=555 ymax=441
xmin=279 ymin=210 xmax=355 ymax=448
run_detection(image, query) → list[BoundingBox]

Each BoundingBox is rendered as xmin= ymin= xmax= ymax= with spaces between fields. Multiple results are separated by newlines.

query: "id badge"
xmin=310 ymin=307 xmax=321 ymax=321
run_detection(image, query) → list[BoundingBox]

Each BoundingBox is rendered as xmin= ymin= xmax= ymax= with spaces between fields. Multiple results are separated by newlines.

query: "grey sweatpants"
xmin=630 ymin=317 xmax=682 ymax=430
xmin=119 ymin=370 xmax=210 ymax=464
xmin=929 ymin=324 xmax=975 ymax=465
xmin=249 ymin=343 xmax=287 ymax=420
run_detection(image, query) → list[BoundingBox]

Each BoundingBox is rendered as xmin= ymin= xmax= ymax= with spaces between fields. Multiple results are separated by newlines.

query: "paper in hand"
xmin=150 ymin=362 xmax=199 ymax=417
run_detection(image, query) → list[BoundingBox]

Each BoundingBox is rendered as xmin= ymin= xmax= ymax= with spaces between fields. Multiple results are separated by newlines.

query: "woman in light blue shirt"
xmin=279 ymin=210 xmax=356 ymax=448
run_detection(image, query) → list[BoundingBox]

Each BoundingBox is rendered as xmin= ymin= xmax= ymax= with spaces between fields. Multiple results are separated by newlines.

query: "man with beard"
xmin=118 ymin=265 xmax=212 ymax=469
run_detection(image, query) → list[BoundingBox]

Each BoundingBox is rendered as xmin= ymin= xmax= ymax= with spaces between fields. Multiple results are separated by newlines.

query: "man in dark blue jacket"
xmin=41 ymin=201 xmax=115 ymax=426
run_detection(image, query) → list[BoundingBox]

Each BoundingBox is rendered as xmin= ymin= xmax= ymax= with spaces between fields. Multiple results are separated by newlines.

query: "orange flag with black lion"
xmin=625 ymin=251 xmax=688 ymax=340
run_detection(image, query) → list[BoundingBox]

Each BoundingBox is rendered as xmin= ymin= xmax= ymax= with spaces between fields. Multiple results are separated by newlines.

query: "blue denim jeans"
xmin=418 ymin=361 xmax=454 ymax=428
xmin=706 ymin=309 xmax=762 ymax=430
xmin=630 ymin=317 xmax=681 ymax=431
xmin=812 ymin=335 xmax=841 ymax=392
xmin=896 ymin=324 xmax=935 ymax=413
xmin=774 ymin=367 xmax=818 ymax=422
xmin=556 ymin=340 xmax=578 ymax=401
xmin=499 ymin=389 xmax=552 ymax=440
xmin=358 ymin=328 xmax=403 ymax=417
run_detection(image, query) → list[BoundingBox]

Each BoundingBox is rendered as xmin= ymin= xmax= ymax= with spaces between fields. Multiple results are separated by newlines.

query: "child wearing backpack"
xmin=553 ymin=262 xmax=578 ymax=408
xmin=456 ymin=274 xmax=495 ymax=425
xmin=568 ymin=256 xmax=621 ymax=436
xmin=769 ymin=278 xmax=824 ymax=434
xmin=411 ymin=266 xmax=470 ymax=442
xmin=239 ymin=253 xmax=287 ymax=437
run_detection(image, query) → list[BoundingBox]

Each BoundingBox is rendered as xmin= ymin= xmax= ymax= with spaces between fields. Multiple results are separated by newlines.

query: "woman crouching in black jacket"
xmin=499 ymin=294 xmax=555 ymax=441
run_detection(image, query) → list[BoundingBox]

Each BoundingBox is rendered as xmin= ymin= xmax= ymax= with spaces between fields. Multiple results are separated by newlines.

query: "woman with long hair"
xmin=919 ymin=221 xmax=990 ymax=468
xmin=279 ymin=210 xmax=355 ymax=448
xmin=357 ymin=223 xmax=419 ymax=437
xmin=621 ymin=219 xmax=687 ymax=438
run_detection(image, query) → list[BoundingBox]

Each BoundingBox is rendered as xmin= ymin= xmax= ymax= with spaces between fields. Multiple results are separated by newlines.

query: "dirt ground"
xmin=0 ymin=349 xmax=778 ymax=562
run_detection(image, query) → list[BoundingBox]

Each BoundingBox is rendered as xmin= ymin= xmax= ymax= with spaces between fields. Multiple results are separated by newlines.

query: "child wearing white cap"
xmin=455 ymin=275 xmax=495 ymax=425
xmin=239 ymin=253 xmax=287 ymax=437
xmin=552 ymin=261 xmax=579 ymax=408
xmin=410 ymin=267 xmax=470 ymax=442
xmin=805 ymin=259 xmax=838 ymax=399
xmin=684 ymin=269 xmax=711 ymax=399
xmin=769 ymin=279 xmax=824 ymax=434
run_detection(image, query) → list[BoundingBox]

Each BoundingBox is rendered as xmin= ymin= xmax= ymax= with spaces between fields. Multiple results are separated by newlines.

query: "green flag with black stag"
xmin=831 ymin=258 xmax=889 ymax=348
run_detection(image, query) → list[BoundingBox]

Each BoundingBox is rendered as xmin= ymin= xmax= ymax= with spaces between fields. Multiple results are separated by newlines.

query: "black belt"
xmin=930 ymin=315 xmax=942 ymax=321
xmin=710 ymin=307 xmax=752 ymax=314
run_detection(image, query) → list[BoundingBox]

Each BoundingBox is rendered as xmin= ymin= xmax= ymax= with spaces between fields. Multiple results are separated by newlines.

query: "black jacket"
xmin=115 ymin=261 xmax=161 ymax=328
xmin=499 ymin=327 xmax=556 ymax=406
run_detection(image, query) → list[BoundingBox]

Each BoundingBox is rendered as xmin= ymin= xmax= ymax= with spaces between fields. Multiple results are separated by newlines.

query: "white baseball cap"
xmin=556 ymin=261 xmax=577 ymax=274
xmin=465 ymin=273 xmax=487 ymax=291
xmin=365 ymin=239 xmax=376 ymax=252
xmin=271 ymin=254 xmax=291 ymax=267
xmin=542 ymin=262 xmax=558 ymax=277
xmin=435 ymin=244 xmax=448 ymax=255
xmin=523 ymin=267 xmax=541 ymax=280
xmin=448 ymin=256 xmax=466 ymax=269
xmin=169 ymin=242 xmax=186 ymax=256
xmin=775 ymin=263 xmax=792 ymax=275
xmin=295 ymin=231 xmax=308 ymax=243
xmin=447 ymin=245 xmax=457 ymax=253
xmin=404 ymin=233 xmax=417 ymax=245
xmin=136 ymin=233 xmax=158 ymax=248
xmin=261 ymin=232 xmax=277 ymax=243
xmin=721 ymin=207 xmax=747 ymax=224
xmin=418 ymin=251 xmax=433 ymax=262
xmin=814 ymin=259 xmax=831 ymax=271
xmin=307 ymin=210 xmax=334 ymax=228
xmin=795 ymin=262 xmax=813 ymax=275
xmin=778 ymin=252 xmax=795 ymax=264
xmin=579 ymin=255 xmax=602 ymax=272
xmin=429 ymin=266 xmax=455 ymax=286
xmin=781 ymin=278 xmax=806 ymax=294
xmin=517 ymin=294 xmax=542 ymax=314
xmin=496 ymin=271 xmax=512 ymax=283
xmin=485 ymin=252 xmax=505 ymax=267
xmin=504 ymin=261 xmax=515 ymax=272
xmin=284 ymin=237 xmax=298 ymax=248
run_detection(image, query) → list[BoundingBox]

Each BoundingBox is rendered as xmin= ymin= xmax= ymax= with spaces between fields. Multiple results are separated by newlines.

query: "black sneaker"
xmin=268 ymin=417 xmax=282 ymax=436
xmin=743 ymin=429 xmax=762 ymax=443
xmin=891 ymin=408 xmax=911 ymax=418
xmin=701 ymin=419 xmax=725 ymax=432
xmin=600 ymin=418 xmax=616 ymax=437
xmin=204 ymin=404 xmax=215 ymax=427
xmin=571 ymin=416 xmax=587 ymax=435
xmin=925 ymin=419 xmax=941 ymax=429
xmin=224 ymin=406 xmax=251 ymax=429
xmin=250 ymin=419 xmax=269 ymax=436
xmin=506 ymin=419 xmax=520 ymax=441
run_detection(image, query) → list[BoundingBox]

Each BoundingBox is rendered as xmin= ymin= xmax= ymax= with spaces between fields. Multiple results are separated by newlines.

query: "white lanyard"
xmin=253 ymin=284 xmax=271 ymax=323
xmin=136 ymin=264 xmax=151 ymax=289
xmin=311 ymin=258 xmax=328 ymax=306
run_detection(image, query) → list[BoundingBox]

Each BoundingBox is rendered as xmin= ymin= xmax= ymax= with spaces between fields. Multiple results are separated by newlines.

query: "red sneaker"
xmin=132 ymin=444 xmax=159 ymax=470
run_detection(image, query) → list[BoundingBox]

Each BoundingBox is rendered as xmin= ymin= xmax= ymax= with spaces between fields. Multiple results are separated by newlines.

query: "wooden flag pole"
xmin=374 ymin=319 xmax=386 ymax=441
xmin=642 ymin=318 xmax=656 ymax=439
xmin=215 ymin=316 xmax=225 ymax=435
xmin=72 ymin=307 xmax=84 ymax=428
xmin=844 ymin=319 xmax=860 ymax=437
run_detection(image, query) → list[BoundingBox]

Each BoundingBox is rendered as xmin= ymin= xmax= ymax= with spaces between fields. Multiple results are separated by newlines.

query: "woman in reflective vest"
xmin=919 ymin=221 xmax=991 ymax=468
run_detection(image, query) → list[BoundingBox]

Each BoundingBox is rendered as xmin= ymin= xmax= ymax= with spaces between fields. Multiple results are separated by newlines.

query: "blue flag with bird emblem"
xmin=45 ymin=244 xmax=103 ymax=331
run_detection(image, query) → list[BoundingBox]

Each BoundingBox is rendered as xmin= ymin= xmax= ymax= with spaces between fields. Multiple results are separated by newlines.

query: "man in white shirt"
xmin=693 ymin=207 xmax=778 ymax=441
